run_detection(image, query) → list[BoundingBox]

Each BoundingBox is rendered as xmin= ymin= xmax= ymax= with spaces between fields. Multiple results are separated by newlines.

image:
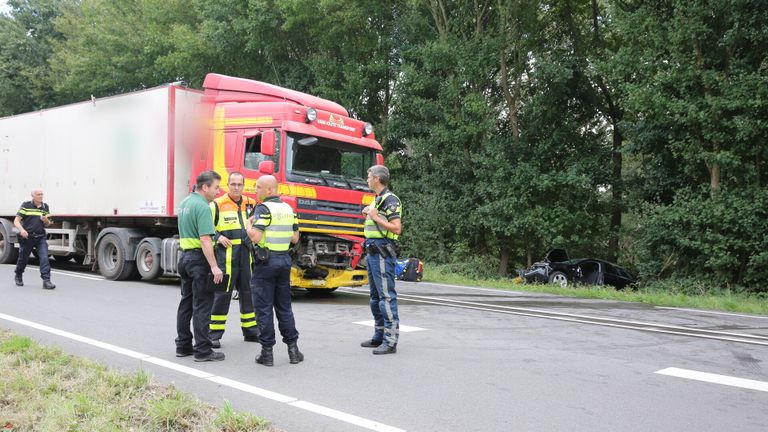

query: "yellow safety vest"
xmin=364 ymin=191 xmax=401 ymax=241
xmin=255 ymin=200 xmax=297 ymax=252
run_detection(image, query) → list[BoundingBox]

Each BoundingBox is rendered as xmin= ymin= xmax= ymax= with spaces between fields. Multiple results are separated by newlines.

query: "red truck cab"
xmin=195 ymin=74 xmax=382 ymax=291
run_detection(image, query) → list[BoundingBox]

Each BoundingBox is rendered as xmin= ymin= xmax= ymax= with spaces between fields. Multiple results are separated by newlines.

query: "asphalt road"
xmin=1 ymin=262 xmax=767 ymax=431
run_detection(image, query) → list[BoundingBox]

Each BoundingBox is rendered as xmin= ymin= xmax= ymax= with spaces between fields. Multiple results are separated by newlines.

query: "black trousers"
xmin=251 ymin=253 xmax=299 ymax=347
xmin=175 ymin=250 xmax=215 ymax=357
xmin=209 ymin=244 xmax=259 ymax=340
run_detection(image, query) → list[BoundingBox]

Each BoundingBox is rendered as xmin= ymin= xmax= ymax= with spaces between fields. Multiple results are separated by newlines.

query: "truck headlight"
xmin=363 ymin=122 xmax=374 ymax=136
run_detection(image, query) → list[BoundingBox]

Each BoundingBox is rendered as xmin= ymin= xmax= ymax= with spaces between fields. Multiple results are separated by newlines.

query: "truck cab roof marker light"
xmin=363 ymin=122 xmax=374 ymax=136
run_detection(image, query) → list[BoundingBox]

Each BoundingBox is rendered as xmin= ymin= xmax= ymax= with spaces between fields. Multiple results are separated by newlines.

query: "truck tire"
xmin=97 ymin=233 xmax=137 ymax=280
xmin=0 ymin=219 xmax=19 ymax=264
xmin=136 ymin=239 xmax=163 ymax=280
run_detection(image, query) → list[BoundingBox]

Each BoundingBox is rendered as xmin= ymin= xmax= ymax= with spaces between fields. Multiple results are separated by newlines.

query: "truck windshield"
xmin=285 ymin=132 xmax=374 ymax=191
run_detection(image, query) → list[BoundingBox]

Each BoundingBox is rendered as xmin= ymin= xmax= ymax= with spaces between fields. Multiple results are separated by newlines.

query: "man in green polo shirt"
xmin=175 ymin=170 xmax=226 ymax=362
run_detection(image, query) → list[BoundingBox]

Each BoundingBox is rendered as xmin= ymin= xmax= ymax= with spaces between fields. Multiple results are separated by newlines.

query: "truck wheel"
xmin=548 ymin=271 xmax=569 ymax=288
xmin=97 ymin=234 xmax=137 ymax=280
xmin=136 ymin=241 xmax=162 ymax=280
xmin=0 ymin=219 xmax=19 ymax=264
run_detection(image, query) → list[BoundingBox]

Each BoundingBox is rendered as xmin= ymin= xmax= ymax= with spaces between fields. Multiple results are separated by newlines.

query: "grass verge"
xmin=0 ymin=329 xmax=273 ymax=432
xmin=423 ymin=265 xmax=768 ymax=316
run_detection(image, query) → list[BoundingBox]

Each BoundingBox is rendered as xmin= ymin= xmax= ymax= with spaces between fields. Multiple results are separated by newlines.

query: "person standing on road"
xmin=246 ymin=175 xmax=303 ymax=367
xmin=14 ymin=189 xmax=56 ymax=290
xmin=208 ymin=172 xmax=260 ymax=348
xmin=175 ymin=170 xmax=226 ymax=362
xmin=361 ymin=165 xmax=402 ymax=355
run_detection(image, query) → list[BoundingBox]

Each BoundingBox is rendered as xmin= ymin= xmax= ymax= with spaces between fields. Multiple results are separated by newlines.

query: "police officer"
xmin=208 ymin=172 xmax=259 ymax=348
xmin=14 ymin=189 xmax=55 ymax=290
xmin=246 ymin=175 xmax=303 ymax=367
xmin=175 ymin=170 xmax=225 ymax=362
xmin=360 ymin=165 xmax=402 ymax=355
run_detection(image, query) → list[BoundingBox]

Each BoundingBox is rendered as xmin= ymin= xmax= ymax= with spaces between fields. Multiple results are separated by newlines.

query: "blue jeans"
xmin=365 ymin=239 xmax=399 ymax=347
xmin=15 ymin=235 xmax=51 ymax=281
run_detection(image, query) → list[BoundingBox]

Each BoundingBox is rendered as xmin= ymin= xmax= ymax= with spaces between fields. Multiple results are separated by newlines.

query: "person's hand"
xmin=211 ymin=266 xmax=224 ymax=284
xmin=40 ymin=215 xmax=51 ymax=225
xmin=19 ymin=229 xmax=28 ymax=239
xmin=217 ymin=235 xmax=232 ymax=248
xmin=361 ymin=205 xmax=371 ymax=216
xmin=368 ymin=207 xmax=379 ymax=220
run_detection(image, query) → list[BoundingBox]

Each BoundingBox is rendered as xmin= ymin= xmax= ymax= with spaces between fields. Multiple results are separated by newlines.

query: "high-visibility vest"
xmin=256 ymin=201 xmax=297 ymax=252
xmin=210 ymin=194 xmax=256 ymax=245
xmin=364 ymin=191 xmax=401 ymax=241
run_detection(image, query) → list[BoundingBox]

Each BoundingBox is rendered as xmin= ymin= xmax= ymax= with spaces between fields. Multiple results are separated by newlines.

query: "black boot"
xmin=256 ymin=346 xmax=273 ymax=367
xmin=287 ymin=342 xmax=304 ymax=364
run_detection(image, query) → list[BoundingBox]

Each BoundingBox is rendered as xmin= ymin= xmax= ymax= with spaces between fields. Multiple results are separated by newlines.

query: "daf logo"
xmin=298 ymin=199 xmax=316 ymax=206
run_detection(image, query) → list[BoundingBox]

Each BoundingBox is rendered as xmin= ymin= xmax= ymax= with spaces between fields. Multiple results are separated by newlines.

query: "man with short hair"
xmin=175 ymin=170 xmax=226 ymax=362
xmin=246 ymin=175 xmax=303 ymax=367
xmin=208 ymin=172 xmax=259 ymax=348
xmin=14 ymin=189 xmax=55 ymax=290
xmin=361 ymin=165 xmax=402 ymax=355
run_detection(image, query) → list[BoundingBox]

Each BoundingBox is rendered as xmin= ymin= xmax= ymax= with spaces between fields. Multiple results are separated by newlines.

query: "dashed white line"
xmin=0 ymin=312 xmax=406 ymax=432
xmin=656 ymin=367 xmax=768 ymax=393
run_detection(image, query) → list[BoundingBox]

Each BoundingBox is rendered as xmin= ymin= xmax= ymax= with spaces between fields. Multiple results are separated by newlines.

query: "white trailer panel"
xmin=0 ymin=86 xmax=202 ymax=217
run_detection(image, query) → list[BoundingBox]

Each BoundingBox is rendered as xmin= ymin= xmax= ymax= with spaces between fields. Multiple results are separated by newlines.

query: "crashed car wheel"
xmin=548 ymin=271 xmax=568 ymax=287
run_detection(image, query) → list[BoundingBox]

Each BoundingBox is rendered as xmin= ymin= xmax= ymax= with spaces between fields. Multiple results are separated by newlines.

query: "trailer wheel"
xmin=0 ymin=219 xmax=19 ymax=264
xmin=97 ymin=234 xmax=137 ymax=280
xmin=136 ymin=240 xmax=162 ymax=280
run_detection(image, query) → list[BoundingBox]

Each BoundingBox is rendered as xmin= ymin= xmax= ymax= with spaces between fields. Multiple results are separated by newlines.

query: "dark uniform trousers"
xmin=251 ymin=253 xmax=299 ymax=347
xmin=209 ymin=243 xmax=259 ymax=341
xmin=15 ymin=234 xmax=51 ymax=281
xmin=175 ymin=250 xmax=215 ymax=357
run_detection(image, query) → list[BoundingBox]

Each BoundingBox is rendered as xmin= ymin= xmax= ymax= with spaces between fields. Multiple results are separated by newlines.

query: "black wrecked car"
xmin=519 ymin=249 xmax=636 ymax=289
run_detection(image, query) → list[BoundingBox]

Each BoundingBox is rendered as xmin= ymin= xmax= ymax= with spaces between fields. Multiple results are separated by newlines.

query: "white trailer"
xmin=0 ymin=84 xmax=202 ymax=279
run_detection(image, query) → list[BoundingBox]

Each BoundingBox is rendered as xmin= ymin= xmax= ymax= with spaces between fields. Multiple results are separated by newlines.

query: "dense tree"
xmin=0 ymin=0 xmax=72 ymax=116
xmin=3 ymin=0 xmax=767 ymax=289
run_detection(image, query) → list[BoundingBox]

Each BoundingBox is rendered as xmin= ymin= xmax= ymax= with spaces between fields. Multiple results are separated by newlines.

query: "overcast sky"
xmin=0 ymin=1 xmax=10 ymax=15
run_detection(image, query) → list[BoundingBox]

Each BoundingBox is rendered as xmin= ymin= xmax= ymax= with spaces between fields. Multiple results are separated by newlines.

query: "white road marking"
xmin=656 ymin=367 xmax=768 ymax=393
xmin=654 ymin=306 xmax=768 ymax=320
xmin=340 ymin=288 xmax=768 ymax=346
xmin=0 ymin=312 xmax=406 ymax=432
xmin=26 ymin=265 xmax=105 ymax=281
xmin=289 ymin=400 xmax=405 ymax=432
xmin=353 ymin=321 xmax=427 ymax=332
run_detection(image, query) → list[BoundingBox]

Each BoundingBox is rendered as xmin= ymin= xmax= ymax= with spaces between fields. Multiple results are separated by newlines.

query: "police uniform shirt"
xmin=374 ymin=189 xmax=401 ymax=223
xmin=17 ymin=201 xmax=50 ymax=236
xmin=252 ymin=196 xmax=299 ymax=232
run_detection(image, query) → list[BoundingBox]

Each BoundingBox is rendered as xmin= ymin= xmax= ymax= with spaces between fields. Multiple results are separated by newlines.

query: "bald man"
xmin=246 ymin=175 xmax=303 ymax=367
xmin=14 ymin=189 xmax=55 ymax=289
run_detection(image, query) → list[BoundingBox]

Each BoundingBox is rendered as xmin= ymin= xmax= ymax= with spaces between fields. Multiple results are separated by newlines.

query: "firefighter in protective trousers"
xmin=208 ymin=172 xmax=260 ymax=347
xmin=361 ymin=165 xmax=402 ymax=355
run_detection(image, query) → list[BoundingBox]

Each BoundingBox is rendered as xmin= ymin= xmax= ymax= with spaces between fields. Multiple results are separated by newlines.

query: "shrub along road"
xmin=1 ymin=264 xmax=767 ymax=432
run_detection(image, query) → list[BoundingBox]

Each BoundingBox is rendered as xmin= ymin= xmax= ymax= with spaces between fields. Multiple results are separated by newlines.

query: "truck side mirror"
xmin=375 ymin=153 xmax=384 ymax=166
xmin=258 ymin=160 xmax=275 ymax=174
xmin=261 ymin=130 xmax=276 ymax=156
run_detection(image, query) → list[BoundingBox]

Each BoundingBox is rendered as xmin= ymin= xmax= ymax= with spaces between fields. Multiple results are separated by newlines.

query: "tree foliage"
xmin=2 ymin=0 xmax=767 ymax=291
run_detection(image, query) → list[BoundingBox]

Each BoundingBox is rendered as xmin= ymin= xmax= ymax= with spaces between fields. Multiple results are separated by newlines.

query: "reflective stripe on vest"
xmin=364 ymin=192 xmax=400 ymax=241
xmin=211 ymin=195 xmax=255 ymax=241
xmin=259 ymin=201 xmax=296 ymax=252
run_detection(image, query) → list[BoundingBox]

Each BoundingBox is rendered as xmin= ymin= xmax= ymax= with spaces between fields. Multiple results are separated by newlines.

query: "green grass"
xmin=423 ymin=265 xmax=768 ymax=316
xmin=0 ymin=330 xmax=273 ymax=432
